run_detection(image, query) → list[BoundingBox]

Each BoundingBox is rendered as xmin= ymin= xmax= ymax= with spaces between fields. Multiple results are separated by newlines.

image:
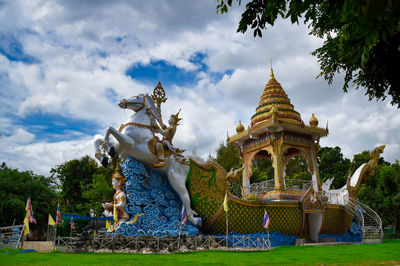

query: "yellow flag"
xmin=48 ymin=214 xmax=56 ymax=226
xmin=24 ymin=215 xmax=30 ymax=235
xmin=25 ymin=198 xmax=29 ymax=212
xmin=223 ymin=192 xmax=229 ymax=212
xmin=106 ymin=219 xmax=110 ymax=229
xmin=113 ymin=202 xmax=118 ymax=222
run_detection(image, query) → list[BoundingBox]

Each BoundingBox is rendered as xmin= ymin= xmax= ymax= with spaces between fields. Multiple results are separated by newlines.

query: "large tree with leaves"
xmin=317 ymin=146 xmax=351 ymax=189
xmin=216 ymin=0 xmax=400 ymax=107
xmin=0 ymin=162 xmax=57 ymax=238
xmin=51 ymin=156 xmax=114 ymax=216
xmin=359 ymin=162 xmax=400 ymax=235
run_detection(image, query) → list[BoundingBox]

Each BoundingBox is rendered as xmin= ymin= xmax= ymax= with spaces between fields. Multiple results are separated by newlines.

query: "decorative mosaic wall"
xmin=320 ymin=206 xmax=353 ymax=235
xmin=187 ymin=159 xmax=302 ymax=235
xmin=114 ymin=157 xmax=199 ymax=237
xmin=208 ymin=200 xmax=302 ymax=235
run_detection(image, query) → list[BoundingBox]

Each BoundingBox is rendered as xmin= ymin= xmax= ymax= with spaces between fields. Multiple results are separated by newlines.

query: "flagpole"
xmin=225 ymin=210 xmax=228 ymax=250
xmin=178 ymin=222 xmax=182 ymax=250
xmin=54 ymin=224 xmax=57 ymax=251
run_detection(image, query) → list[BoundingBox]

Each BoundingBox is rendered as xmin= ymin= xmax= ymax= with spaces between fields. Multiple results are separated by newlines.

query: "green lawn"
xmin=1 ymin=240 xmax=399 ymax=265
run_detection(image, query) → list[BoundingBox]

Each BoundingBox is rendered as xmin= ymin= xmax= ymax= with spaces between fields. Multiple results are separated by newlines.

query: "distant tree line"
xmin=0 ymin=156 xmax=114 ymax=240
xmin=0 ymin=144 xmax=399 ymax=238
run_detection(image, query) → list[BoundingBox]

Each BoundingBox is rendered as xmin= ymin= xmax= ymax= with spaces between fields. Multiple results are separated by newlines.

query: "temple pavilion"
xmin=228 ymin=67 xmax=329 ymax=200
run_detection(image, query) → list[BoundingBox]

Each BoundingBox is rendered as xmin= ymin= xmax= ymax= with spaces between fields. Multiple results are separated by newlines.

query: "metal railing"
xmin=324 ymin=191 xmax=349 ymax=205
xmin=0 ymin=224 xmax=24 ymax=249
xmin=228 ymin=179 xmax=311 ymax=198
xmin=340 ymin=195 xmax=383 ymax=243
xmin=55 ymin=234 xmax=271 ymax=253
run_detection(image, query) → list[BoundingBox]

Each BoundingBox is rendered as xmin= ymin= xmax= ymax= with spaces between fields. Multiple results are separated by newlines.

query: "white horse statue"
xmin=94 ymin=93 xmax=202 ymax=226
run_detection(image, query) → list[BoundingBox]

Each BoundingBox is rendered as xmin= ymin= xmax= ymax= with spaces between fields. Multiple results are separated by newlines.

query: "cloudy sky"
xmin=0 ymin=0 xmax=399 ymax=176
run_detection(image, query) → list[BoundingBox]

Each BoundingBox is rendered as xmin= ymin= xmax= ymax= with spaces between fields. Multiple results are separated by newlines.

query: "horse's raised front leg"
xmin=94 ymin=138 xmax=109 ymax=167
xmin=104 ymin=126 xmax=135 ymax=158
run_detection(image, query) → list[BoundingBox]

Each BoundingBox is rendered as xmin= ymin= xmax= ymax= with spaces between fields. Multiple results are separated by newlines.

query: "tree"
xmin=216 ymin=0 xmax=400 ymax=107
xmin=378 ymin=163 xmax=400 ymax=235
xmin=359 ymin=162 xmax=400 ymax=236
xmin=251 ymin=158 xmax=274 ymax=183
xmin=0 ymin=162 xmax=57 ymax=238
xmin=285 ymin=156 xmax=311 ymax=180
xmin=215 ymin=142 xmax=242 ymax=172
xmin=317 ymin=146 xmax=350 ymax=189
xmin=51 ymin=156 xmax=114 ymax=216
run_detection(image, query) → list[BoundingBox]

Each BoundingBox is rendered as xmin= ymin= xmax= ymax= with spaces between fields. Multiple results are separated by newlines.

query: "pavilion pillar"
xmin=241 ymin=151 xmax=255 ymax=196
xmin=310 ymin=140 xmax=322 ymax=192
xmin=270 ymin=134 xmax=285 ymax=190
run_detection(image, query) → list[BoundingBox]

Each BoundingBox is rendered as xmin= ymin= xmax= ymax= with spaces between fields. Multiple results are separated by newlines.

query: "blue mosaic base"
xmin=319 ymin=221 xmax=362 ymax=242
xmin=113 ymin=157 xmax=199 ymax=237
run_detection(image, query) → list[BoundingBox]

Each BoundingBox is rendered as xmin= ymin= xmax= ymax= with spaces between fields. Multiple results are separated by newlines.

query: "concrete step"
xmin=23 ymin=241 xmax=54 ymax=252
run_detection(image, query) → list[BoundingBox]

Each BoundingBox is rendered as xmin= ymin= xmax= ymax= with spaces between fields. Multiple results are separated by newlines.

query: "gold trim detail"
xmin=118 ymin=122 xmax=152 ymax=132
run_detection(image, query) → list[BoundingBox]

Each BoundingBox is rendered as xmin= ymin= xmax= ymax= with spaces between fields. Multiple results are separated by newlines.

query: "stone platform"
xmin=23 ymin=241 xmax=54 ymax=252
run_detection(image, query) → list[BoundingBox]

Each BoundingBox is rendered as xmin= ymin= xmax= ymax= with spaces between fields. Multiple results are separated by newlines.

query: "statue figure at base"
xmin=103 ymin=165 xmax=129 ymax=232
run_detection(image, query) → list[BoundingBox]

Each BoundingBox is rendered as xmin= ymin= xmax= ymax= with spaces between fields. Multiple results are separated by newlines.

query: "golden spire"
xmin=251 ymin=65 xmax=302 ymax=127
xmin=270 ymin=59 xmax=275 ymax=79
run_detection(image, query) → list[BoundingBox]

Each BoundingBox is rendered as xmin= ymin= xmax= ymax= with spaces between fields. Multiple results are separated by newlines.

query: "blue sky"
xmin=0 ymin=0 xmax=399 ymax=176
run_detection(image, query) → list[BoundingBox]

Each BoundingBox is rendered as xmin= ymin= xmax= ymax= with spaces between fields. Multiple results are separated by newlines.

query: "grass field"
xmin=1 ymin=240 xmax=399 ymax=265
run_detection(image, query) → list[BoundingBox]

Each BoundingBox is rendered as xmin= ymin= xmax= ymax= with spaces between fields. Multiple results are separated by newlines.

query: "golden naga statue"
xmin=346 ymin=145 xmax=385 ymax=198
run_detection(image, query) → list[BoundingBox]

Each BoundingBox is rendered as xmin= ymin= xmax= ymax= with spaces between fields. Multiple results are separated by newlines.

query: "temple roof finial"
xmin=270 ymin=59 xmax=275 ymax=79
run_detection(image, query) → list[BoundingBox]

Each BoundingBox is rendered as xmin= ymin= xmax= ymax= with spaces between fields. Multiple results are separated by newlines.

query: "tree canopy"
xmin=359 ymin=161 xmax=400 ymax=235
xmin=0 ymin=162 xmax=57 ymax=237
xmin=317 ymin=146 xmax=351 ymax=189
xmin=50 ymin=156 xmax=114 ymax=216
xmin=216 ymin=0 xmax=400 ymax=107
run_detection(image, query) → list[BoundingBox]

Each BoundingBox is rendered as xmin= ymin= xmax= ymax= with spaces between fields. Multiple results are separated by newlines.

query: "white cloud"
xmin=0 ymin=0 xmax=399 ymax=177
xmin=0 ymin=134 xmax=94 ymax=175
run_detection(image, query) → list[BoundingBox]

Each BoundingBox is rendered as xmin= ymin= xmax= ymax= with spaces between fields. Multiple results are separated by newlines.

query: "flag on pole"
xmin=55 ymin=203 xmax=61 ymax=224
xmin=263 ymin=209 xmax=270 ymax=230
xmin=113 ymin=202 xmax=118 ymax=222
xmin=23 ymin=214 xmax=30 ymax=235
xmin=70 ymin=217 xmax=74 ymax=230
xmin=181 ymin=203 xmax=187 ymax=225
xmin=25 ymin=197 xmax=37 ymax=223
xmin=106 ymin=219 xmax=110 ymax=230
xmin=48 ymin=214 xmax=56 ymax=226
xmin=223 ymin=192 xmax=229 ymax=212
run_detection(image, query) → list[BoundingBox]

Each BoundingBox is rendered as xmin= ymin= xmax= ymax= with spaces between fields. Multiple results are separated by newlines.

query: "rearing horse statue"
xmin=94 ymin=93 xmax=202 ymax=226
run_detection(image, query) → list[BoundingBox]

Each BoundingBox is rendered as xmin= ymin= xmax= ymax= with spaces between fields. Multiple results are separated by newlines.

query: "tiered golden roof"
xmin=251 ymin=68 xmax=302 ymax=127
xmin=228 ymin=67 xmax=328 ymax=144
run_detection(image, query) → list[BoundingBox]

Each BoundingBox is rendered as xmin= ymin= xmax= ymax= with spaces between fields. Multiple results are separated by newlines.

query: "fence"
xmin=0 ymin=224 xmax=24 ymax=249
xmin=56 ymin=233 xmax=271 ymax=253
xmin=228 ymin=179 xmax=311 ymax=198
